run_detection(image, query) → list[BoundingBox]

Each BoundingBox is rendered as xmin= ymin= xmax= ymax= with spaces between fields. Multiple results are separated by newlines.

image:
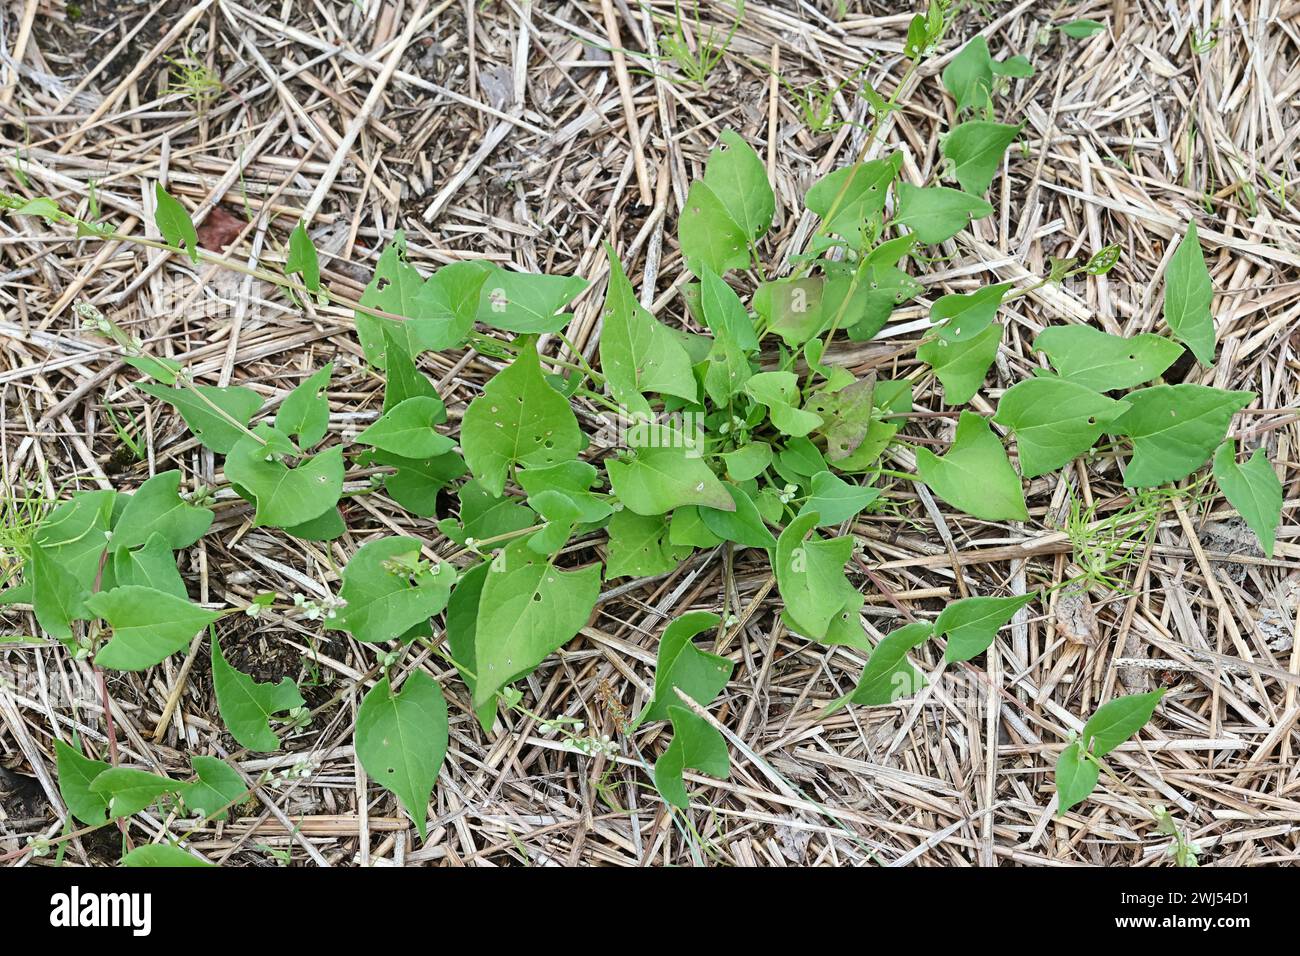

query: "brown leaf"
xmin=197 ymin=206 xmax=246 ymax=251
xmin=1055 ymin=584 xmax=1099 ymax=647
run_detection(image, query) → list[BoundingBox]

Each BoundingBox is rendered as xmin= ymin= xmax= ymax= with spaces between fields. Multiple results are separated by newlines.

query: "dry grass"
xmin=0 ymin=0 xmax=1298 ymax=867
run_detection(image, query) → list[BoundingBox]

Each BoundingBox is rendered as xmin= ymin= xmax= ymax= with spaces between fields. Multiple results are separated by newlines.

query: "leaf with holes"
xmin=461 ymin=343 xmax=583 ymax=497
xmin=472 ymin=539 xmax=600 ymax=708
xmin=894 ymin=183 xmax=993 ymax=244
xmin=136 ymin=382 xmax=263 ymax=455
xmin=679 ymin=130 xmax=774 ymax=275
xmin=930 ymin=282 xmax=1011 ymax=342
xmin=914 ymin=412 xmax=1027 ymax=521
xmin=1033 ymin=326 xmax=1183 ymax=392
xmin=1109 ymin=384 xmax=1253 ymax=487
xmin=1162 ymin=221 xmax=1215 ymax=365
xmin=275 ymin=364 xmax=332 ymax=448
xmin=607 ymin=442 xmax=734 ymax=516
xmin=353 ymin=234 xmax=430 ymax=367
xmin=211 ymin=637 xmax=305 ymax=752
xmin=329 ymin=537 xmax=455 ymax=644
xmin=805 ymin=153 xmax=902 ymax=248
xmin=87 ymin=586 xmax=221 ymax=671
xmin=476 ymin=267 xmax=588 ymax=334
xmin=1213 ymin=441 xmax=1282 ymax=557
xmin=935 ymin=591 xmax=1036 ymax=662
xmin=154 ymin=183 xmax=198 ymax=262
xmin=774 ymin=512 xmax=866 ymax=646
xmin=225 ymin=428 xmax=344 ymax=529
xmin=355 ymin=671 xmax=448 ymax=842
xmin=993 ymin=378 xmax=1130 ymax=478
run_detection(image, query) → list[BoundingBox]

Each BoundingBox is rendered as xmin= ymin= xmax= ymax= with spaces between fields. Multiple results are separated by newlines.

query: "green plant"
xmin=0 ymin=6 xmax=1283 ymax=863
xmin=656 ymin=0 xmax=744 ymax=88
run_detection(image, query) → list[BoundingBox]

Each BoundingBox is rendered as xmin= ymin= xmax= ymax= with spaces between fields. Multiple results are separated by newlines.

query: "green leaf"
xmin=942 ymin=35 xmax=994 ymax=113
xmin=1033 ymin=326 xmax=1183 ymax=391
xmin=930 ymin=282 xmax=1012 ymax=342
xmin=805 ymin=154 xmax=902 ymax=248
xmin=121 ymin=844 xmax=213 ymax=867
xmin=136 ymin=382 xmax=263 ymax=455
xmin=370 ymin=449 xmax=465 ymax=517
xmin=87 ymin=586 xmax=221 ymax=671
xmin=110 ymin=470 xmax=212 ymax=552
xmin=744 ymin=371 xmax=822 ymax=437
xmin=606 ymin=442 xmax=734 ymax=515
xmin=124 ymin=353 xmax=182 ymax=385
xmin=774 ymin=512 xmax=865 ymax=646
xmin=678 ymin=130 xmax=774 ymax=275
xmin=31 ymin=543 xmax=89 ymax=643
xmin=460 ymin=343 xmax=583 ymax=497
xmin=436 ymin=480 xmax=533 ymax=547
xmin=606 ymin=509 xmax=692 ymax=578
xmin=353 ymin=234 xmax=428 ymax=367
xmin=1213 ymin=441 xmax=1282 ymax=557
xmin=410 ymin=261 xmax=492 ymax=351
xmin=517 ymin=460 xmax=613 ymax=524
xmin=90 ymin=767 xmax=179 ymax=820
xmin=34 ymin=490 xmax=114 ymax=589
xmin=178 ymin=756 xmax=245 ymax=821
xmin=668 ymin=507 xmax=723 ymax=548
xmin=942 ymin=121 xmax=1021 ymax=196
xmin=753 ymin=277 xmax=830 ymax=347
xmin=798 ymin=471 xmax=881 ymax=526
xmin=1060 ymin=19 xmax=1105 ymax=38
xmin=527 ymin=491 xmax=581 ymax=555
xmin=355 ymin=397 xmax=455 ymax=458
xmin=918 ymin=322 xmax=1001 ymax=404
xmin=473 ymin=539 xmax=601 ymax=708
xmin=894 ymin=183 xmax=993 ymax=244
xmin=834 ymin=621 xmax=932 ymax=711
xmin=275 ymin=364 xmax=332 ymax=447
xmin=636 ymin=611 xmax=733 ymax=727
xmin=914 ymin=411 xmax=1027 ymax=521
xmin=445 ymin=563 xmax=497 ymax=733
xmin=721 ymin=442 xmax=772 ymax=482
xmin=698 ymin=265 xmax=759 ymax=350
xmin=1054 ymin=742 xmax=1099 ymax=815
xmin=935 ymin=591 xmax=1036 ymax=663
xmin=154 ymin=183 xmax=198 ymax=262
xmin=380 ymin=326 xmax=443 ymax=413
xmin=355 ymin=671 xmax=448 ymax=842
xmin=211 ymin=636 xmax=305 ymax=752
xmin=699 ymin=484 xmax=777 ymax=549
xmin=225 ymin=427 xmax=344 ymax=528
xmin=329 ymin=537 xmax=455 ymax=644
xmin=599 ymin=247 xmax=697 ymax=415
xmin=55 ymin=739 xmax=111 ymax=825
xmin=992 ymin=378 xmax=1130 ymax=478
xmin=1082 ymin=689 xmax=1165 ymax=757
xmin=285 ymin=221 xmax=320 ymax=294
xmin=654 ymin=705 xmax=730 ymax=809
xmin=1162 ymin=221 xmax=1215 ymax=364
xmin=1109 ymin=384 xmax=1253 ymax=487
xmin=109 ymin=533 xmax=186 ymax=598
xmin=477 ymin=267 xmax=588 ymax=334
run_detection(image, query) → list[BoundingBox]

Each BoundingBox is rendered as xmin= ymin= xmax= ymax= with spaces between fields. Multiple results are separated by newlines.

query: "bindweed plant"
xmin=0 ymin=2 xmax=1283 ymax=864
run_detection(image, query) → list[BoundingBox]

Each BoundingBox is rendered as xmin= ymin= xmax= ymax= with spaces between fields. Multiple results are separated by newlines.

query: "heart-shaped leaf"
xmin=1213 ymin=441 xmax=1283 ymax=557
xmin=935 ymin=591 xmax=1036 ymax=662
xmin=1109 ymin=384 xmax=1253 ymax=487
xmin=88 ymin=586 xmax=221 ymax=671
xmin=329 ymin=537 xmax=455 ymax=644
xmin=914 ymin=412 xmax=1027 ymax=521
xmin=1033 ymin=326 xmax=1183 ymax=392
xmin=992 ymin=378 xmax=1130 ymax=478
xmin=211 ymin=637 xmax=305 ymax=752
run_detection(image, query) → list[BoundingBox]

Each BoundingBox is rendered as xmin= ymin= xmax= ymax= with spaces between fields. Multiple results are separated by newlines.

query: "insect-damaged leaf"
xmin=225 ymin=427 xmax=344 ymax=529
xmin=356 ymin=671 xmax=448 ymax=842
xmin=605 ymin=510 xmax=693 ymax=578
xmin=460 ymin=342 xmax=583 ymax=497
xmin=606 ymin=441 xmax=734 ymax=516
xmin=275 ymin=364 xmax=333 ymax=448
xmin=804 ymin=153 xmax=902 ymax=248
xmin=472 ymin=539 xmax=600 ymax=708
